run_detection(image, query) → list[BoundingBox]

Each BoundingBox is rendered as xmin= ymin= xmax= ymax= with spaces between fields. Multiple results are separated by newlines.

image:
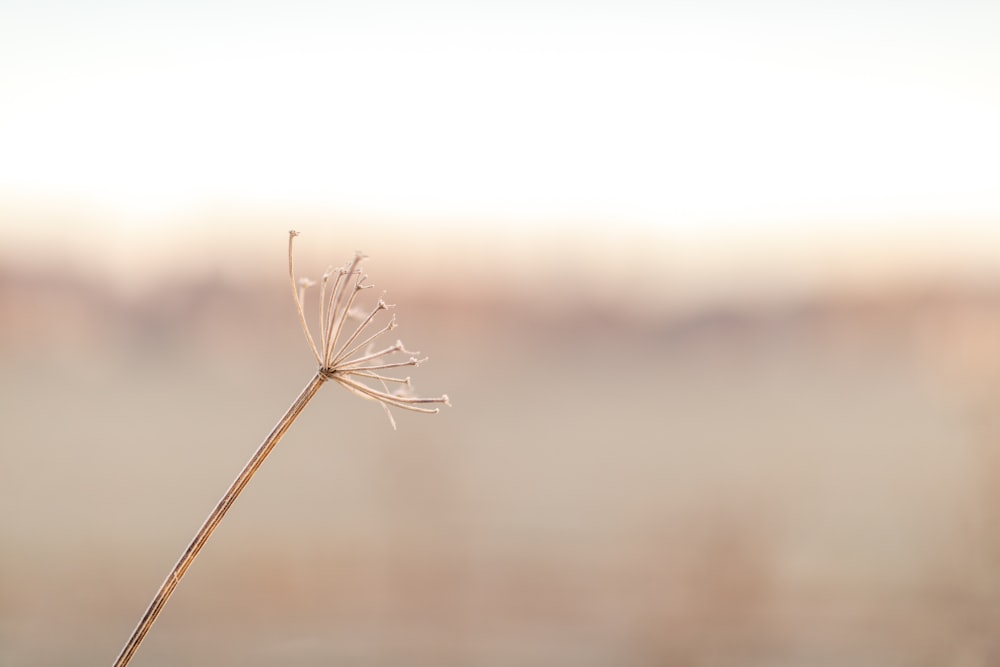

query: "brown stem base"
xmin=112 ymin=372 xmax=327 ymax=667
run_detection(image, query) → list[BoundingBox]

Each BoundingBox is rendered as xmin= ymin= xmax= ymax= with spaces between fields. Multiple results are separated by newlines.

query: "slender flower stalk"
xmin=113 ymin=231 xmax=449 ymax=666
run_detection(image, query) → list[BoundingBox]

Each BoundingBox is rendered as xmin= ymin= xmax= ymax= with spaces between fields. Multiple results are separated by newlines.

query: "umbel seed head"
xmin=288 ymin=231 xmax=450 ymax=428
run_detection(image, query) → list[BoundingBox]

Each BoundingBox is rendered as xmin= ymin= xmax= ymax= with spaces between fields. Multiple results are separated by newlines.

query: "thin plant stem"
xmin=113 ymin=232 xmax=448 ymax=664
xmin=112 ymin=371 xmax=328 ymax=667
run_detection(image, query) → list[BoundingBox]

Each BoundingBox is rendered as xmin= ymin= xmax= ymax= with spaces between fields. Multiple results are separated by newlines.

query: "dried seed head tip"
xmin=288 ymin=232 xmax=450 ymax=427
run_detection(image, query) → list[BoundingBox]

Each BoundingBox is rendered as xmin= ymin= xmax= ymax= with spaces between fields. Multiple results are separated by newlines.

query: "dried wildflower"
xmin=289 ymin=230 xmax=450 ymax=428
xmin=113 ymin=232 xmax=449 ymax=667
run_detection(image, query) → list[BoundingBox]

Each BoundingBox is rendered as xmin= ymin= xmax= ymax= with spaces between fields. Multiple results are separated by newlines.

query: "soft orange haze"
xmin=4 ymin=213 xmax=1000 ymax=307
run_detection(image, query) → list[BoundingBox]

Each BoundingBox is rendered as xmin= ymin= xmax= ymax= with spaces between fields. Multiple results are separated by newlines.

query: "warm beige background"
xmin=4 ymin=222 xmax=1000 ymax=666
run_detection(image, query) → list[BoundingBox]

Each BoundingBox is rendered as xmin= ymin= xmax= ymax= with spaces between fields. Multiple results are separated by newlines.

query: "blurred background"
xmin=3 ymin=1 xmax=1000 ymax=665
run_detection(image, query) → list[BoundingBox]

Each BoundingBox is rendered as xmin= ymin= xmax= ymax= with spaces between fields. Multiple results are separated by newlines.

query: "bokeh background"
xmin=4 ymin=1 xmax=1000 ymax=665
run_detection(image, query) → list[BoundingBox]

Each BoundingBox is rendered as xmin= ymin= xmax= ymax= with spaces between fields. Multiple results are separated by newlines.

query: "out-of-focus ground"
xmin=3 ymin=231 xmax=1000 ymax=666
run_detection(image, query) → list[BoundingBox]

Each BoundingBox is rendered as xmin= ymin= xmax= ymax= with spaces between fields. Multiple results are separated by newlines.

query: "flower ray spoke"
xmin=348 ymin=371 xmax=411 ymax=384
xmin=333 ymin=316 xmax=398 ymax=368
xmin=339 ymin=357 xmax=428 ymax=373
xmin=288 ymin=232 xmax=321 ymax=364
xmin=333 ymin=375 xmax=446 ymax=413
xmin=322 ymin=270 xmax=349 ymax=360
xmin=325 ymin=279 xmax=371 ymax=366
xmin=330 ymin=299 xmax=391 ymax=367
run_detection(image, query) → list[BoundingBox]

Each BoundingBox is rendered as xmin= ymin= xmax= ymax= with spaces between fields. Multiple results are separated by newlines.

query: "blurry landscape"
xmin=3 ymin=0 xmax=1000 ymax=663
xmin=3 ymin=225 xmax=1000 ymax=665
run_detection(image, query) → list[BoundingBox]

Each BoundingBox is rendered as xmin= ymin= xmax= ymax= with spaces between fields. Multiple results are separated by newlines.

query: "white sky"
xmin=1 ymin=0 xmax=999 ymax=237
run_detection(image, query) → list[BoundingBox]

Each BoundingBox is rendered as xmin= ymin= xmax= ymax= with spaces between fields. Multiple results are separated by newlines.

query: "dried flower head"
xmin=288 ymin=230 xmax=449 ymax=428
xmin=112 ymin=232 xmax=452 ymax=667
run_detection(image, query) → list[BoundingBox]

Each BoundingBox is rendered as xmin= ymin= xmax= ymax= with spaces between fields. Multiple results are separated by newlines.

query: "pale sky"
xmin=1 ymin=0 xmax=999 ymax=239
